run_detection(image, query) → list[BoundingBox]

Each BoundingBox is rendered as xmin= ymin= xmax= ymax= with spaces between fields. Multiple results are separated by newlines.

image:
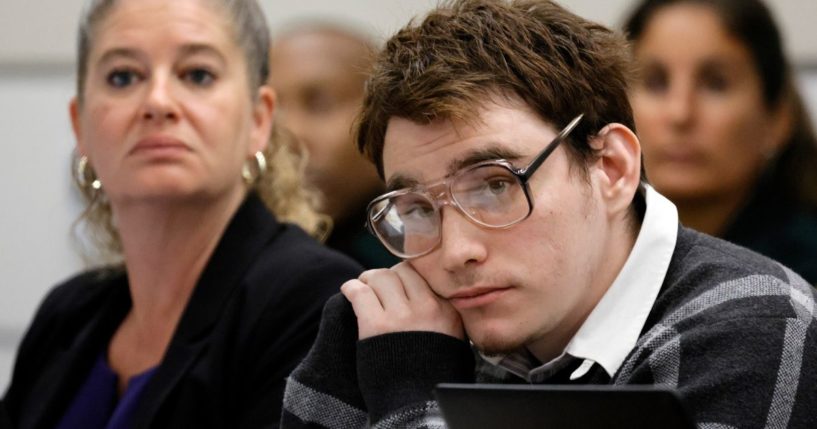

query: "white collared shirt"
xmin=482 ymin=185 xmax=678 ymax=382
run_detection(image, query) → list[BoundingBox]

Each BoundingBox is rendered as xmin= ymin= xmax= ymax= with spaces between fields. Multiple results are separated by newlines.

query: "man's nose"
xmin=437 ymin=205 xmax=488 ymax=273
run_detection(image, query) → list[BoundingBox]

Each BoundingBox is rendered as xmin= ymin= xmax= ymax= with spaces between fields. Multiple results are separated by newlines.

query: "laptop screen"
xmin=435 ymin=383 xmax=696 ymax=429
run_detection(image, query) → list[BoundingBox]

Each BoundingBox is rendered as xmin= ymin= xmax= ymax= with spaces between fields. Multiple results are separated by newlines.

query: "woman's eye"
xmin=304 ymin=90 xmax=337 ymax=115
xmin=700 ymin=73 xmax=729 ymax=93
xmin=182 ymin=68 xmax=216 ymax=87
xmin=698 ymin=63 xmax=732 ymax=94
xmin=642 ymin=69 xmax=668 ymax=94
xmin=106 ymin=69 xmax=140 ymax=88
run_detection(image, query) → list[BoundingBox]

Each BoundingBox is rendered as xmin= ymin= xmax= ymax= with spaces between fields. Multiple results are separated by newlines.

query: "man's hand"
xmin=340 ymin=262 xmax=465 ymax=340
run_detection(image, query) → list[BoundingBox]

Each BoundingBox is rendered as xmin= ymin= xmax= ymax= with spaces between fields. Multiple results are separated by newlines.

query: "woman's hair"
xmin=624 ymin=0 xmax=817 ymax=210
xmin=73 ymin=0 xmax=328 ymax=265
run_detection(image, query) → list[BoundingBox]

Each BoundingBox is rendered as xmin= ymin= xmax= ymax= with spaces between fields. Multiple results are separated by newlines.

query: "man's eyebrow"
xmin=384 ymin=144 xmax=525 ymax=192
xmin=446 ymin=145 xmax=525 ymax=176
xmin=385 ymin=174 xmax=420 ymax=192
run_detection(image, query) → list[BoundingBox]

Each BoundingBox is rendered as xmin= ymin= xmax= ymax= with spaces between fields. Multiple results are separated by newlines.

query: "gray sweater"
xmin=281 ymin=227 xmax=817 ymax=428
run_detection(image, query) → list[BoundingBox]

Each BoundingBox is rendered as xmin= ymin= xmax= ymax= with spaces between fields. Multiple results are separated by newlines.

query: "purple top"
xmin=55 ymin=354 xmax=158 ymax=429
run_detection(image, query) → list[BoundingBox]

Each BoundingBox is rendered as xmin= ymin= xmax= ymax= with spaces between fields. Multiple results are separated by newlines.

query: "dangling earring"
xmin=242 ymin=151 xmax=267 ymax=185
xmin=75 ymin=155 xmax=103 ymax=191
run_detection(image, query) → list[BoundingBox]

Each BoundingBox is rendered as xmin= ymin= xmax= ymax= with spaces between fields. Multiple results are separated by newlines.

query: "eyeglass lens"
xmin=370 ymin=164 xmax=529 ymax=257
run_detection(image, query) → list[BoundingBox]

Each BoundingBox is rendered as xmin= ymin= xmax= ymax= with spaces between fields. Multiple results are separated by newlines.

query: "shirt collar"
xmin=564 ymin=184 xmax=677 ymax=377
xmin=481 ymin=185 xmax=678 ymax=380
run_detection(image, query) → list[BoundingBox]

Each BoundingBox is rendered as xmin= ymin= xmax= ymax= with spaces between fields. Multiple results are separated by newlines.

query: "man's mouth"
xmin=448 ymin=287 xmax=512 ymax=310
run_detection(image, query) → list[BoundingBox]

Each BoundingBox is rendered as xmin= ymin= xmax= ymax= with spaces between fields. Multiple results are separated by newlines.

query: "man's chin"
xmin=464 ymin=317 xmax=529 ymax=355
xmin=469 ymin=332 xmax=526 ymax=357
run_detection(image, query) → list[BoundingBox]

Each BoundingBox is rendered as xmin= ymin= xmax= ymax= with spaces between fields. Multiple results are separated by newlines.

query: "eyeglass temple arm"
xmin=365 ymin=200 xmax=392 ymax=235
xmin=370 ymin=203 xmax=389 ymax=222
xmin=520 ymin=114 xmax=584 ymax=180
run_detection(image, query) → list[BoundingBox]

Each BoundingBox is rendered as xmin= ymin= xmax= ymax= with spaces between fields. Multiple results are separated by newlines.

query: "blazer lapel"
xmin=29 ymin=275 xmax=131 ymax=429
xmin=132 ymin=194 xmax=282 ymax=427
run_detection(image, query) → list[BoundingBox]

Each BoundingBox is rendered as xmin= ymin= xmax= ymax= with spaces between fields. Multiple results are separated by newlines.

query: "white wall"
xmin=1 ymin=0 xmax=816 ymax=393
xmin=2 ymin=1 xmax=817 ymax=63
xmin=0 ymin=65 xmax=85 ymax=391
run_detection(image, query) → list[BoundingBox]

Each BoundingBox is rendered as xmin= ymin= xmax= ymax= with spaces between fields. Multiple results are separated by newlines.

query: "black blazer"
xmin=1 ymin=194 xmax=362 ymax=428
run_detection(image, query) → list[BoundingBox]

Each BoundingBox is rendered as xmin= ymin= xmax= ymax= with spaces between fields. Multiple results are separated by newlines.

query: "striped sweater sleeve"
xmin=281 ymin=294 xmax=474 ymax=429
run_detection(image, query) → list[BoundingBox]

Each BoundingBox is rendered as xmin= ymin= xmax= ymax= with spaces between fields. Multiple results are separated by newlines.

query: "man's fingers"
xmin=359 ymin=269 xmax=411 ymax=312
xmin=392 ymin=261 xmax=436 ymax=302
xmin=341 ymin=279 xmax=384 ymax=314
xmin=344 ymin=267 xmax=465 ymax=340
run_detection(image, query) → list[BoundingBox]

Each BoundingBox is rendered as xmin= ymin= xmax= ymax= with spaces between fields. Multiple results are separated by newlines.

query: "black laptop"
xmin=435 ymin=383 xmax=696 ymax=429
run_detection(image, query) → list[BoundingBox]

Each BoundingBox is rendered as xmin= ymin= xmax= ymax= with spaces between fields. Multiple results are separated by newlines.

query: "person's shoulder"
xmin=676 ymin=226 xmax=792 ymax=278
xmin=666 ymin=226 xmax=810 ymax=292
xmin=254 ymin=222 xmax=363 ymax=278
xmin=238 ymin=222 xmax=363 ymax=315
xmin=12 ymin=268 xmax=125 ymax=368
xmin=623 ymin=226 xmax=816 ymax=380
xmin=37 ymin=267 xmax=125 ymax=320
xmin=654 ymin=226 xmax=814 ymax=327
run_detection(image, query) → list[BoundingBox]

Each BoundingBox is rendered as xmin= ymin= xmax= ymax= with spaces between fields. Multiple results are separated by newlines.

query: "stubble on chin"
xmin=467 ymin=327 xmax=532 ymax=358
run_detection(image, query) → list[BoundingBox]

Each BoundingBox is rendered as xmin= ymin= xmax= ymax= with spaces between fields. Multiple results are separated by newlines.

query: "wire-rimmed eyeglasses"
xmin=366 ymin=114 xmax=584 ymax=258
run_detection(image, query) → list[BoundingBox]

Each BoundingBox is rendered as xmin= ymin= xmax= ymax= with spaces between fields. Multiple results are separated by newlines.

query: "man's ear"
xmin=591 ymin=124 xmax=641 ymax=217
xmin=249 ymin=86 xmax=276 ymax=156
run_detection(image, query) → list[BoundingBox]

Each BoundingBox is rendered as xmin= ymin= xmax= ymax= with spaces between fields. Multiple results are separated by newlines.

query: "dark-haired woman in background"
xmin=1 ymin=0 xmax=360 ymax=427
xmin=626 ymin=0 xmax=817 ymax=284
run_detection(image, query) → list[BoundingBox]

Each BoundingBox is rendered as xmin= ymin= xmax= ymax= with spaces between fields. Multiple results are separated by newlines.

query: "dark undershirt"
xmin=55 ymin=353 xmax=157 ymax=429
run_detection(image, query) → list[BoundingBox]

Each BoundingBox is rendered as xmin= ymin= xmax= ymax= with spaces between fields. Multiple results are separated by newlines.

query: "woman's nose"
xmin=666 ymin=80 xmax=695 ymax=128
xmin=141 ymin=73 xmax=180 ymax=123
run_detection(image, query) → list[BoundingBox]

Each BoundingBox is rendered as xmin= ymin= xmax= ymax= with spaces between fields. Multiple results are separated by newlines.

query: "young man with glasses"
xmin=281 ymin=1 xmax=817 ymax=428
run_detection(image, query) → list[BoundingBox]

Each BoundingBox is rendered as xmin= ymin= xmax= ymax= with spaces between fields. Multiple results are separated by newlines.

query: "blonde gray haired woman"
xmin=1 ymin=0 xmax=360 ymax=427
